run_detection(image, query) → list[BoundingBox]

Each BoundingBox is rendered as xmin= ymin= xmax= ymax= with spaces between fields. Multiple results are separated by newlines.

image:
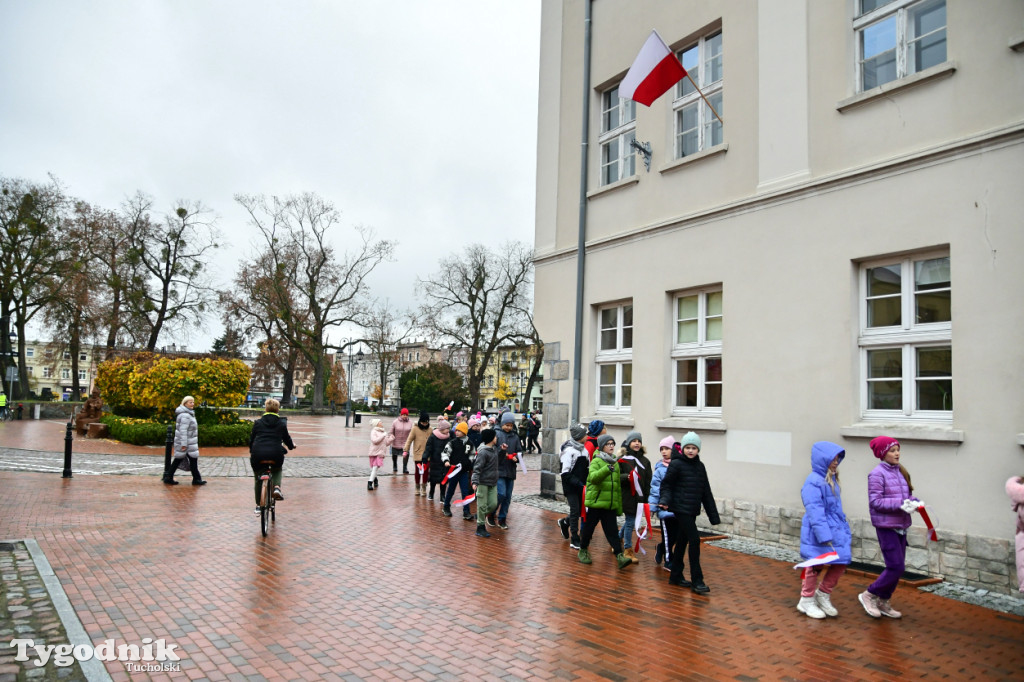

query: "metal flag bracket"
xmin=630 ymin=139 xmax=653 ymax=172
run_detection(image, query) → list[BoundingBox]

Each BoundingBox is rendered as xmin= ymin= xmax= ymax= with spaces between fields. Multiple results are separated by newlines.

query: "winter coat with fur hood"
xmin=173 ymin=404 xmax=199 ymax=459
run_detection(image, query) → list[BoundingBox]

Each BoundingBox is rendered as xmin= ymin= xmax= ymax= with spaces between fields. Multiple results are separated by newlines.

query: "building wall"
xmin=535 ymin=0 xmax=1024 ymax=592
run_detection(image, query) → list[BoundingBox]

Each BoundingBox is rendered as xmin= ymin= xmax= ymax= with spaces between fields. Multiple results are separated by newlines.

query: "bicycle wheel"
xmin=260 ymin=478 xmax=270 ymax=537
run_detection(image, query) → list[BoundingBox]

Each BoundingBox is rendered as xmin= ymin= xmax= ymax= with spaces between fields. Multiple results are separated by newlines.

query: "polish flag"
xmin=619 ymin=30 xmax=687 ymax=106
xmin=454 ymin=494 xmax=476 ymax=508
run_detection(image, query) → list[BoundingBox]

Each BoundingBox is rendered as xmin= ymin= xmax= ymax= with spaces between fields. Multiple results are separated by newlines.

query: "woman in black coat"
xmin=249 ymin=398 xmax=296 ymax=509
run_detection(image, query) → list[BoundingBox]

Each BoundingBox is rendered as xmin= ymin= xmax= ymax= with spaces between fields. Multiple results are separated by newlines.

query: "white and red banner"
xmin=454 ymin=494 xmax=476 ymax=508
xmin=634 ymin=503 xmax=652 ymax=555
xmin=619 ymin=30 xmax=687 ymax=106
xmin=629 ymin=469 xmax=643 ymax=497
xmin=794 ymin=551 xmax=840 ymax=570
xmin=917 ymin=505 xmax=939 ymax=542
xmin=441 ymin=463 xmax=462 ymax=484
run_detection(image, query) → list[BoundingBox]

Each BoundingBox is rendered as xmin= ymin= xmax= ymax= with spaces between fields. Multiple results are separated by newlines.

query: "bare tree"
xmin=418 ymin=241 xmax=533 ymax=409
xmin=359 ymin=299 xmax=416 ymax=407
xmin=0 ymin=175 xmax=70 ymax=399
xmin=127 ymin=199 xmax=220 ymax=351
xmin=235 ymin=192 xmax=394 ymax=411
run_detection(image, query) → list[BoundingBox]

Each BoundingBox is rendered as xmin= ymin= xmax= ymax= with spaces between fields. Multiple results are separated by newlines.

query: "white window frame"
xmin=854 ymin=0 xmax=946 ymax=93
xmin=25 ymin=347 xmax=34 ymax=358
xmin=595 ymin=303 xmax=633 ymax=413
xmin=670 ymin=288 xmax=723 ymax=416
xmin=61 ymin=368 xmax=71 ymax=380
xmin=78 ymin=369 xmax=87 ymax=381
xmin=598 ymin=86 xmax=636 ymax=186
xmin=673 ymin=32 xmax=724 ymax=159
xmin=858 ymin=251 xmax=951 ymax=422
xmin=42 ymin=366 xmax=52 ymax=378
xmin=26 ymin=366 xmax=33 ymax=376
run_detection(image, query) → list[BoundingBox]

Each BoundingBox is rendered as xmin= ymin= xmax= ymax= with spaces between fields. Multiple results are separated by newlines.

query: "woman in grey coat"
xmin=164 ymin=396 xmax=206 ymax=485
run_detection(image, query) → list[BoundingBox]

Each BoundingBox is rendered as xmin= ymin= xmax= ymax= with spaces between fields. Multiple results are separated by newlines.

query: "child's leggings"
xmin=800 ymin=564 xmax=846 ymax=597
xmin=868 ymin=528 xmax=907 ymax=600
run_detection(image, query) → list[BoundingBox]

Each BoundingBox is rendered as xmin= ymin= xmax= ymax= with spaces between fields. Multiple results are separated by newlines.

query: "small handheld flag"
xmin=794 ymin=551 xmax=840 ymax=570
xmin=454 ymin=494 xmax=476 ymax=508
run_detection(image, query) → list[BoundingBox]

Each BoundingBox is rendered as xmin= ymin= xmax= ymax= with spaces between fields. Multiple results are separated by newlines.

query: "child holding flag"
xmin=423 ymin=418 xmax=452 ymax=502
xmin=441 ymin=422 xmax=476 ymax=521
xmin=859 ymin=436 xmax=923 ymax=619
xmin=494 ymin=412 xmax=524 ymax=530
xmin=577 ymin=434 xmax=632 ymax=570
xmin=796 ymin=441 xmax=851 ymax=619
xmin=404 ymin=411 xmax=432 ymax=496
xmin=472 ymin=428 xmax=500 ymax=538
xmin=617 ymin=431 xmax=652 ymax=564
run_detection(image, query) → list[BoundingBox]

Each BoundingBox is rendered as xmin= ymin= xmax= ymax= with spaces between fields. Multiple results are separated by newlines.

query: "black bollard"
xmin=163 ymin=424 xmax=174 ymax=480
xmin=62 ymin=420 xmax=73 ymax=478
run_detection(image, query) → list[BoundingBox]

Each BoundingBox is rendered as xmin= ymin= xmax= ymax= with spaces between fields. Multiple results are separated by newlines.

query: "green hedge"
xmin=100 ymin=415 xmax=252 ymax=447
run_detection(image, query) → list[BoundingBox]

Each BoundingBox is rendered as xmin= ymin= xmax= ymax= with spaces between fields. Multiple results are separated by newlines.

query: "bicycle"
xmin=256 ymin=459 xmax=279 ymax=537
xmin=0 ymin=408 xmax=12 ymax=423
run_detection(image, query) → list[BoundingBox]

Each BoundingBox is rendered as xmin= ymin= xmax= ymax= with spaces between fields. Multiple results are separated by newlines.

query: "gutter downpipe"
xmin=571 ymin=0 xmax=592 ymax=426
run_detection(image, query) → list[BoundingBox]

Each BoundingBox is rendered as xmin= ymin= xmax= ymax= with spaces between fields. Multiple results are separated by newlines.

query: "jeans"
xmin=444 ymin=471 xmax=473 ymax=515
xmin=579 ymin=508 xmax=622 ymax=554
xmin=868 ymin=528 xmax=907 ymax=600
xmin=618 ymin=510 xmax=636 ymax=548
xmin=476 ymin=484 xmax=498 ymax=524
xmin=496 ymin=477 xmax=515 ymax=522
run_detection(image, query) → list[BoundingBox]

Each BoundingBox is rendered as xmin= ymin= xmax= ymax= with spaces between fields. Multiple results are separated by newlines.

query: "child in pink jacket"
xmin=368 ymin=419 xmax=394 ymax=492
xmin=1006 ymin=475 xmax=1024 ymax=592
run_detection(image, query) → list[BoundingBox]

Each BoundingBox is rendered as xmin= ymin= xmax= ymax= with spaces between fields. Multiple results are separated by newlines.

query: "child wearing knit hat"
xmin=557 ymin=422 xmax=590 ymax=548
xmin=658 ymin=432 xmax=720 ymax=594
xmin=584 ymin=419 xmax=606 ymax=459
xmin=577 ymin=434 xmax=633 ymax=570
xmin=617 ymin=431 xmax=652 ymax=563
xmin=648 ymin=436 xmax=677 ymax=569
xmin=859 ymin=436 xmax=923 ymax=619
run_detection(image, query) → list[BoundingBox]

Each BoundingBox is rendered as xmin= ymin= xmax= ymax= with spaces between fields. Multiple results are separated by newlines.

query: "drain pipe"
xmin=571 ymin=0 xmax=592 ymax=426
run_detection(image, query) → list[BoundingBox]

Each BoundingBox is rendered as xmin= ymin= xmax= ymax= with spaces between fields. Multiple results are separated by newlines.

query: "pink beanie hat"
xmin=659 ymin=436 xmax=676 ymax=450
xmin=437 ymin=418 xmax=451 ymax=431
xmin=870 ymin=436 xmax=899 ymax=459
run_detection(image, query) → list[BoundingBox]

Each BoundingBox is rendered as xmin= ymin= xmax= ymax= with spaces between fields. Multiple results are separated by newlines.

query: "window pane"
xmin=677 ymin=320 xmax=698 ymax=343
xmin=601 ymin=142 xmax=618 ymax=185
xmin=914 ymin=257 xmax=949 ymax=290
xmin=868 ymin=349 xmax=902 ymax=378
xmin=602 ymin=90 xmax=619 ymax=132
xmin=706 ymin=357 xmax=722 ymax=382
xmin=601 ymin=308 xmax=617 ymax=329
xmin=679 ymin=45 xmax=698 ymax=95
xmin=600 ymin=386 xmax=615 ymax=405
xmin=622 ymin=327 xmax=633 ymax=349
xmin=917 ymin=378 xmax=951 ymax=410
xmin=862 ymin=49 xmax=897 ymax=90
xmin=917 ymin=346 xmax=951 ymax=376
xmin=621 ymin=363 xmax=632 ymax=385
xmin=915 ymin=291 xmax=950 ymax=324
xmin=706 ymin=291 xmax=723 ymax=316
xmin=910 ymin=27 xmax=945 ymax=73
xmin=706 ymin=383 xmax=722 ymax=408
xmin=677 ymin=104 xmax=698 ymax=157
xmin=868 ymin=380 xmax=903 ymax=410
xmin=676 ymin=384 xmax=698 ymax=407
xmin=868 ymin=264 xmax=901 ymax=296
xmin=860 ymin=0 xmax=897 ymax=13
xmin=868 ymin=297 xmax=901 ymax=327
xmin=623 ymin=99 xmax=636 ymax=124
xmin=862 ymin=16 xmax=897 ymax=60
xmin=622 ymin=305 xmax=633 ymax=327
xmin=621 ymin=385 xmax=632 ymax=407
xmin=623 ymin=131 xmax=636 ymax=178
xmin=704 ymin=33 xmax=723 ymax=84
xmin=599 ymin=364 xmax=616 ymax=384
xmin=676 ymin=359 xmax=697 ymax=383
xmin=677 ymin=295 xmax=698 ymax=320
xmin=916 ymin=346 xmax=951 ymax=410
xmin=704 ymin=92 xmax=723 ymax=148
xmin=706 ymin=318 xmax=723 ymax=341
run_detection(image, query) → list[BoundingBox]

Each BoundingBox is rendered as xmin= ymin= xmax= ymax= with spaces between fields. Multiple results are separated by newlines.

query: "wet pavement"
xmin=1 ymin=418 xmax=1023 ymax=681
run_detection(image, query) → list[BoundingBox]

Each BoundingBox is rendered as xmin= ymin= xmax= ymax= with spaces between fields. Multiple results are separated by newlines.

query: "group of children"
xmin=370 ymin=411 xmax=1024 ymax=614
xmin=369 ymin=407 xmax=524 ymax=535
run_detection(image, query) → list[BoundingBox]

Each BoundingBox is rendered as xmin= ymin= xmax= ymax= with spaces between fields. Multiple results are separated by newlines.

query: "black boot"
xmin=402 ymin=455 xmax=409 ymax=474
xmin=187 ymin=457 xmax=206 ymax=485
xmin=367 ymin=481 xmax=374 ymax=491
xmin=476 ymin=524 xmax=491 ymax=538
xmin=163 ymin=459 xmax=180 ymax=485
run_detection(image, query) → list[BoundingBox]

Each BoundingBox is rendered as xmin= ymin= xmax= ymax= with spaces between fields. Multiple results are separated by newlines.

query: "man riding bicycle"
xmin=249 ymin=398 xmax=296 ymax=514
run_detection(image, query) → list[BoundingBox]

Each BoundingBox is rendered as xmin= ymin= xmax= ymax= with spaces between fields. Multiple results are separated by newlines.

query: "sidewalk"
xmin=1 ymin=467 xmax=1022 ymax=681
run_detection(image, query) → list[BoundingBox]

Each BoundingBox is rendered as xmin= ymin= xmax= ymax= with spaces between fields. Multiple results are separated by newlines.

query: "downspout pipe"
xmin=571 ymin=0 xmax=592 ymax=425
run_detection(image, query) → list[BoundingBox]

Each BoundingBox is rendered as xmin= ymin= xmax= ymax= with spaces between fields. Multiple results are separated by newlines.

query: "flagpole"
xmin=684 ymin=72 xmax=723 ymax=124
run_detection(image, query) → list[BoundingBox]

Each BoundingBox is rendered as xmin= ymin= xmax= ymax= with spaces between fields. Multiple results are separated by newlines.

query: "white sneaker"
xmin=877 ymin=598 xmax=902 ymax=619
xmin=797 ymin=596 xmax=827 ymax=619
xmin=815 ymin=589 xmax=839 ymax=617
xmin=858 ymin=590 xmax=882 ymax=618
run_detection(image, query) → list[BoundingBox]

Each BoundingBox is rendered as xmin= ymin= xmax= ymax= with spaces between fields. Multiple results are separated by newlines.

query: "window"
xmin=859 ymin=253 xmax=951 ymax=419
xmin=78 ymin=370 xmax=86 ymax=381
xmin=671 ymin=289 xmax=723 ymax=414
xmin=415 ymin=351 xmax=420 ymax=362
xmin=25 ymin=348 xmax=34 ymax=358
xmin=26 ymin=366 xmax=33 ymax=376
xmin=42 ymin=367 xmax=52 ymax=378
xmin=674 ymin=32 xmax=723 ymax=159
xmin=855 ymin=0 xmax=946 ymax=91
xmin=596 ymin=303 xmax=633 ymax=411
xmin=61 ymin=368 xmax=71 ymax=380
xmin=79 ymin=352 xmax=87 ymax=361
xmin=598 ymin=86 xmax=636 ymax=185
xmin=63 ymin=351 xmax=71 ymax=360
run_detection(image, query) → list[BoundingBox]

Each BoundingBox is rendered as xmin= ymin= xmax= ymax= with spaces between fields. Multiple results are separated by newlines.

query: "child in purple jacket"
xmin=859 ymin=436 xmax=922 ymax=619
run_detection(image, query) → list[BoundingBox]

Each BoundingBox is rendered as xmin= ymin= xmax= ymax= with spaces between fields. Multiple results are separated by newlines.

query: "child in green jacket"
xmin=577 ymin=434 xmax=632 ymax=570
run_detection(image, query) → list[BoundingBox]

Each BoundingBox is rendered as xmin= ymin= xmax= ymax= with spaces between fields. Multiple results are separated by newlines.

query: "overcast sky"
xmin=0 ymin=1 xmax=541 ymax=352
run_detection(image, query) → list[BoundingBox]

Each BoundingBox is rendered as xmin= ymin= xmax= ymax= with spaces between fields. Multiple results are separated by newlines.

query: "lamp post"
xmin=1 ymin=319 xmax=17 ymax=402
xmin=345 ymin=343 xmax=355 ymax=428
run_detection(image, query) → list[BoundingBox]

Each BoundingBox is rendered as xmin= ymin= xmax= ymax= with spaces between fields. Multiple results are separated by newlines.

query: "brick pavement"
xmin=2 ymin=470 xmax=1023 ymax=681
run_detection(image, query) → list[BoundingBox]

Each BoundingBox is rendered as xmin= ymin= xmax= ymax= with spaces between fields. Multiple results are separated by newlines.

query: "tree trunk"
xmin=522 ymin=345 xmax=544 ymax=413
xmin=70 ymin=323 xmax=81 ymax=398
xmin=281 ymin=352 xmax=296 ymax=406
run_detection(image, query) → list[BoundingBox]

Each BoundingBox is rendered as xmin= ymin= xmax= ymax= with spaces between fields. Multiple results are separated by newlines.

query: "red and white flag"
xmin=619 ymin=30 xmax=687 ymax=106
xmin=445 ymin=400 xmax=454 ymax=411
xmin=794 ymin=551 xmax=840 ymax=570
xmin=441 ymin=463 xmax=462 ymax=485
xmin=454 ymin=494 xmax=476 ymax=508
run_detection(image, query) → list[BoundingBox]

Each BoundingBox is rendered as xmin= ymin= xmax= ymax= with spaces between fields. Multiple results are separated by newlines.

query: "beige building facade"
xmin=534 ymin=0 xmax=1024 ymax=592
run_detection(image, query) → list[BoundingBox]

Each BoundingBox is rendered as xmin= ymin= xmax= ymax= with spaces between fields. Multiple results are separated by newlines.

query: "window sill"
xmin=839 ymin=422 xmax=964 ymax=443
xmin=589 ymin=414 xmax=634 ymax=428
xmin=587 ymin=175 xmax=639 ymax=199
xmin=655 ymin=418 xmax=727 ymax=432
xmin=1010 ymin=34 xmax=1024 ymax=52
xmin=837 ymin=61 xmax=957 ymax=113
xmin=659 ymin=144 xmax=729 ymax=175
